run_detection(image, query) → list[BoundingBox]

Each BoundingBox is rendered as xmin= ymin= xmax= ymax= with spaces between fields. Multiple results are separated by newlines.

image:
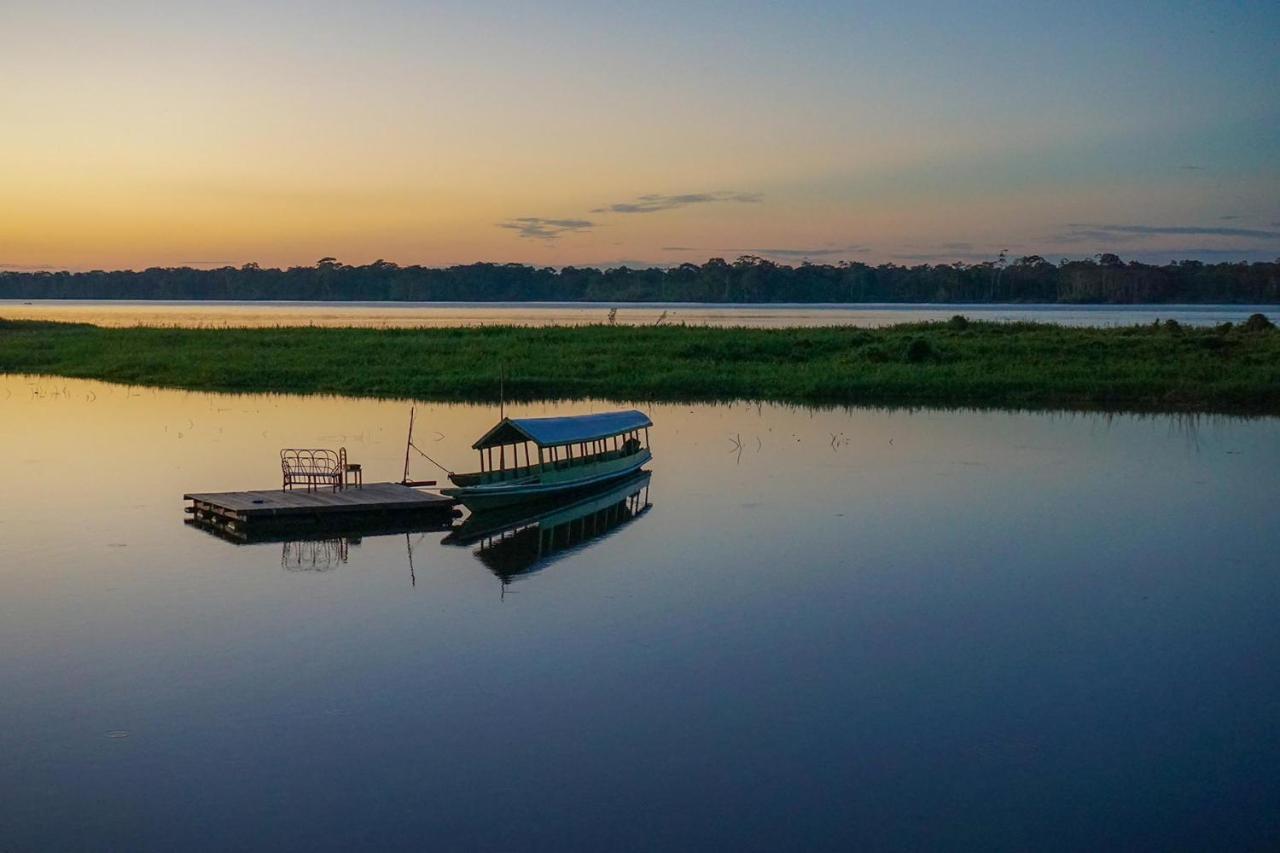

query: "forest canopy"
xmin=2 ymin=255 xmax=1277 ymax=304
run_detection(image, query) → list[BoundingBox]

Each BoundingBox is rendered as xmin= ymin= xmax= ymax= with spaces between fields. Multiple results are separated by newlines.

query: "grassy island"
xmin=1 ymin=317 xmax=1277 ymax=414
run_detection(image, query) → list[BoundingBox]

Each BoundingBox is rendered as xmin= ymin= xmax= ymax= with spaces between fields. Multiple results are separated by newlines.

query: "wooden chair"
xmin=339 ymin=447 xmax=363 ymax=489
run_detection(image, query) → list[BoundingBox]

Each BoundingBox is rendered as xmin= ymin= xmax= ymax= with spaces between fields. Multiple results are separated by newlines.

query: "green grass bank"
xmin=2 ymin=317 xmax=1278 ymax=413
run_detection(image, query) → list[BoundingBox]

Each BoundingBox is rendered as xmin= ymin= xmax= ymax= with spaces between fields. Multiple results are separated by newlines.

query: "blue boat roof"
xmin=472 ymin=409 xmax=652 ymax=449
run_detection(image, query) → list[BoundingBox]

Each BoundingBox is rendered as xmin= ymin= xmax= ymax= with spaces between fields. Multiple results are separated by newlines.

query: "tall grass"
xmin=1 ymin=318 xmax=1277 ymax=413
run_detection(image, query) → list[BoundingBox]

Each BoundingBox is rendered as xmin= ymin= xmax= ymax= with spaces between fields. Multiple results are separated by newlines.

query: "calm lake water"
xmin=2 ymin=299 xmax=1276 ymax=329
xmin=2 ymin=376 xmax=1279 ymax=850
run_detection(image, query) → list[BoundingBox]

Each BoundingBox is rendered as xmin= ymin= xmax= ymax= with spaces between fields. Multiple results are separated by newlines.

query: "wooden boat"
xmin=442 ymin=409 xmax=652 ymax=509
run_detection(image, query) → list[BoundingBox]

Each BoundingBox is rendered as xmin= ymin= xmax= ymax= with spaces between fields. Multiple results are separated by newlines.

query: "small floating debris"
xmin=105 ymin=730 xmax=130 ymax=739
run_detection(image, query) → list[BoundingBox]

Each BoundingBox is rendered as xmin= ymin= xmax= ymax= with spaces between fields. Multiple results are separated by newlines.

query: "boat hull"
xmin=443 ymin=450 xmax=651 ymax=510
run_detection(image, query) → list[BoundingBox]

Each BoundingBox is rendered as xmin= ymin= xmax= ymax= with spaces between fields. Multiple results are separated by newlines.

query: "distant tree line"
xmin=2 ymin=254 xmax=1278 ymax=303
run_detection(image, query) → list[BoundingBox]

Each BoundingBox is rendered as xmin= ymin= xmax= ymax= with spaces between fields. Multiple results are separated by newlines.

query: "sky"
xmin=1 ymin=0 xmax=1278 ymax=271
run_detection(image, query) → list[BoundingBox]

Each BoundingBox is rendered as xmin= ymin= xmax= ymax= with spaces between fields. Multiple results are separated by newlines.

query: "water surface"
xmin=2 ymin=376 xmax=1278 ymax=850
xmin=2 ymin=299 xmax=1275 ymax=328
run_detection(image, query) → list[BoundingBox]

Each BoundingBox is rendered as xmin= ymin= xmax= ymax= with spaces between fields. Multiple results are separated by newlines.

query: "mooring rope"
xmin=408 ymin=442 xmax=453 ymax=476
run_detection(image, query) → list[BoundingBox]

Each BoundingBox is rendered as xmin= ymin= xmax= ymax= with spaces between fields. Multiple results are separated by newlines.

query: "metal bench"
xmin=281 ymin=448 xmax=361 ymax=492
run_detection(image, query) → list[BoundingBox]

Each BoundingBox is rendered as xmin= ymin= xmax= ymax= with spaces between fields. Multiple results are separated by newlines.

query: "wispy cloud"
xmin=0 ymin=262 xmax=64 ymax=271
xmin=1120 ymin=247 xmax=1280 ymax=263
xmin=583 ymin=258 xmax=677 ymax=270
xmin=1057 ymin=223 xmax=1280 ymax=242
xmin=751 ymin=245 xmax=869 ymax=259
xmin=661 ymin=246 xmax=700 ymax=252
xmin=592 ymin=191 xmax=761 ymax=214
xmin=891 ymin=251 xmax=1005 ymax=263
xmin=498 ymin=217 xmax=594 ymax=240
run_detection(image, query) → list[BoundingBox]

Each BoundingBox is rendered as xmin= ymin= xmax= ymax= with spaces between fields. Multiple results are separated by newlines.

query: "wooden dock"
xmin=185 ymin=483 xmax=459 ymax=542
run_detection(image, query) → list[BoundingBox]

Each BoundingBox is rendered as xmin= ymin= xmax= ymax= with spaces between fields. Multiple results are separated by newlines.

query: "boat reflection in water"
xmin=186 ymin=471 xmax=653 ymax=587
xmin=443 ymin=470 xmax=653 ymax=585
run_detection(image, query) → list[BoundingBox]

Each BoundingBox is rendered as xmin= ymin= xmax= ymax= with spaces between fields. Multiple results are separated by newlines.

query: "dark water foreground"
xmin=1 ymin=377 xmax=1278 ymax=851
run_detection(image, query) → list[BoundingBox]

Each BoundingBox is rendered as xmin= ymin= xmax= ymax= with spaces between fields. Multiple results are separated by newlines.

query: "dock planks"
xmin=185 ymin=483 xmax=458 ymax=541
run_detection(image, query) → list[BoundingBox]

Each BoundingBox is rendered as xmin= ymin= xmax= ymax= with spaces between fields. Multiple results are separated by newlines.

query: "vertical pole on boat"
xmin=402 ymin=406 xmax=416 ymax=484
xmin=499 ymin=362 xmax=505 ymax=421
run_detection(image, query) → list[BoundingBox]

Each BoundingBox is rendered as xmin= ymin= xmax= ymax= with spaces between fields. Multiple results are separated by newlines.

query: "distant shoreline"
xmin=3 ymin=257 xmax=1277 ymax=304
xmin=3 ymin=317 xmax=1277 ymax=415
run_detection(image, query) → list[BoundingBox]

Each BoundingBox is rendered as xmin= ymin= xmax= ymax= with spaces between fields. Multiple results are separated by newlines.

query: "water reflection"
xmin=187 ymin=513 xmax=455 ymax=544
xmin=6 ymin=374 xmax=1280 ymax=851
xmin=4 ymin=299 xmax=1276 ymax=329
xmin=281 ymin=537 xmax=352 ymax=571
xmin=185 ymin=470 xmax=655 ymax=588
xmin=443 ymin=471 xmax=652 ymax=585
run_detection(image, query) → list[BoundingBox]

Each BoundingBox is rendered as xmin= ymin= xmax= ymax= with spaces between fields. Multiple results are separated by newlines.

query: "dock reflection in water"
xmin=443 ymin=470 xmax=652 ymax=585
xmin=184 ymin=471 xmax=654 ymax=586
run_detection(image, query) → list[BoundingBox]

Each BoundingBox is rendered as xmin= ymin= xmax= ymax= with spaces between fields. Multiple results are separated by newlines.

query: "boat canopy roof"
xmin=472 ymin=409 xmax=651 ymax=450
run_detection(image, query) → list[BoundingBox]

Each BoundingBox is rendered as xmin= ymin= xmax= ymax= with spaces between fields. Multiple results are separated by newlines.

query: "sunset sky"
xmin=2 ymin=0 xmax=1278 ymax=271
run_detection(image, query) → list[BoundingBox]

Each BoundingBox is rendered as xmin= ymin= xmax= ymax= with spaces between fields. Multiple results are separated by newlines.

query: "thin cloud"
xmin=892 ymin=251 xmax=1005 ymax=263
xmin=0 ymin=262 xmax=66 ymax=271
xmin=752 ymin=245 xmax=869 ymax=259
xmin=498 ymin=217 xmax=594 ymax=240
xmin=1059 ymin=223 xmax=1280 ymax=241
xmin=586 ymin=259 xmax=676 ymax=270
xmin=1120 ymin=247 xmax=1280 ymax=263
xmin=661 ymin=246 xmax=700 ymax=252
xmin=592 ymin=191 xmax=761 ymax=214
